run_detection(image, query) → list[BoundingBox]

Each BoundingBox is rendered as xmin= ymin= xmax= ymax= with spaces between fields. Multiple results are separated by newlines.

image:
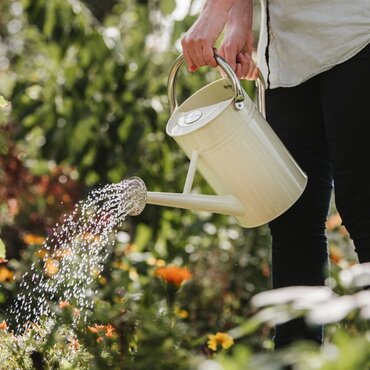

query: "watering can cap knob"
xmin=184 ymin=110 xmax=202 ymax=124
xmin=178 ymin=110 xmax=203 ymax=126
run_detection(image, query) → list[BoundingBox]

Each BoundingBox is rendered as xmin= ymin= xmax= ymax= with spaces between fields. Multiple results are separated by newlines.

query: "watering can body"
xmin=146 ymin=55 xmax=307 ymax=228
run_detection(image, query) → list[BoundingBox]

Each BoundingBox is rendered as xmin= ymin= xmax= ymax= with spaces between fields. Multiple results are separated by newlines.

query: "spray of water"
xmin=8 ymin=177 xmax=147 ymax=331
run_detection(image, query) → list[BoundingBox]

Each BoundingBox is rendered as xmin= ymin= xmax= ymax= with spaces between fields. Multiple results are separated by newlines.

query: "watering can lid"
xmin=166 ymin=98 xmax=232 ymax=137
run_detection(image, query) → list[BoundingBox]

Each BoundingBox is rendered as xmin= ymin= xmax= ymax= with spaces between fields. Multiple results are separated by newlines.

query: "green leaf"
xmin=0 ymin=239 xmax=6 ymax=259
xmin=0 ymin=96 xmax=9 ymax=109
xmin=43 ymin=0 xmax=57 ymax=37
xmin=160 ymin=0 xmax=176 ymax=15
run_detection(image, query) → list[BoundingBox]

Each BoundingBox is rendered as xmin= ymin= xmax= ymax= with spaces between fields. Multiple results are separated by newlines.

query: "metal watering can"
xmin=132 ymin=54 xmax=307 ymax=227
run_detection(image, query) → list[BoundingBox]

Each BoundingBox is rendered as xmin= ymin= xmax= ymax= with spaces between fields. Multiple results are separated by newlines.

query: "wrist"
xmin=197 ymin=3 xmax=230 ymax=34
xmin=202 ymin=0 xmax=235 ymax=15
xmin=228 ymin=0 xmax=252 ymax=23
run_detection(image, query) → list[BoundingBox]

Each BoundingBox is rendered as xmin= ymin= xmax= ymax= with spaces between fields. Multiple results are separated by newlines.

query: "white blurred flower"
xmin=339 ymin=262 xmax=370 ymax=288
xmin=198 ymin=360 xmax=224 ymax=370
xmin=102 ymin=27 xmax=120 ymax=49
xmin=251 ymin=286 xmax=334 ymax=308
xmin=116 ymin=231 xmax=130 ymax=243
xmin=307 ymin=296 xmax=356 ymax=325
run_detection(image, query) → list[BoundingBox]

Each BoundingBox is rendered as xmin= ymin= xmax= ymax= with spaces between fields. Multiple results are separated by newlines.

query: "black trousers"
xmin=266 ymin=43 xmax=370 ymax=347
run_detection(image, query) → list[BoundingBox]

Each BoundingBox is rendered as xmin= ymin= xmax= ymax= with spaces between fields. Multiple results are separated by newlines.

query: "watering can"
xmin=131 ymin=54 xmax=307 ymax=227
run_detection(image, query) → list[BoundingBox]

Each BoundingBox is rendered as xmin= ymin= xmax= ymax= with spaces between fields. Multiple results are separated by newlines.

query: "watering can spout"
xmin=125 ymin=177 xmax=246 ymax=218
xmin=146 ymin=191 xmax=246 ymax=217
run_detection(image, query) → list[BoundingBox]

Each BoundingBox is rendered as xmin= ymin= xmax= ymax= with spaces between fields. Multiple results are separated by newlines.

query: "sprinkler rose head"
xmin=126 ymin=177 xmax=147 ymax=216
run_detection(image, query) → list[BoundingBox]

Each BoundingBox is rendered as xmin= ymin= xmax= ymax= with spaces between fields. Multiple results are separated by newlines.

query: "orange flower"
xmin=59 ymin=301 xmax=70 ymax=309
xmin=261 ymin=262 xmax=270 ymax=277
xmin=339 ymin=225 xmax=350 ymax=238
xmin=88 ymin=323 xmax=116 ymax=339
xmin=22 ymin=233 xmax=45 ymax=245
xmin=88 ymin=325 xmax=99 ymax=334
xmin=88 ymin=324 xmax=105 ymax=334
xmin=0 ymin=267 xmax=14 ymax=282
xmin=329 ymin=244 xmax=344 ymax=265
xmin=207 ymin=332 xmax=234 ymax=351
xmin=105 ymin=324 xmax=116 ymax=338
xmin=0 ymin=258 xmax=7 ymax=264
xmin=326 ymin=213 xmax=342 ymax=230
xmin=154 ymin=266 xmax=192 ymax=286
xmin=96 ymin=336 xmax=104 ymax=343
xmin=0 ymin=320 xmax=7 ymax=330
xmin=7 ymin=198 xmax=18 ymax=217
xmin=70 ymin=337 xmax=80 ymax=351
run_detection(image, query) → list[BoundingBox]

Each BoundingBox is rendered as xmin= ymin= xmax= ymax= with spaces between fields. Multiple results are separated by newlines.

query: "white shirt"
xmin=257 ymin=0 xmax=370 ymax=89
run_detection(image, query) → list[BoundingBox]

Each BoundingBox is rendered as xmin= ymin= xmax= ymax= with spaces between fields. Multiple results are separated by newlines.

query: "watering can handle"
xmin=167 ymin=53 xmax=266 ymax=117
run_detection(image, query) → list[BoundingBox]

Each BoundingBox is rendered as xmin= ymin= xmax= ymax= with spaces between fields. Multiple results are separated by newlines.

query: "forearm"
xmin=202 ymin=0 xmax=238 ymax=14
xmin=226 ymin=0 xmax=253 ymax=32
xmin=197 ymin=0 xmax=239 ymax=33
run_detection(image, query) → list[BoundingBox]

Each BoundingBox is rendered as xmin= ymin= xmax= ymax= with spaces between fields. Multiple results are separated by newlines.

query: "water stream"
xmin=8 ymin=177 xmax=146 ymax=331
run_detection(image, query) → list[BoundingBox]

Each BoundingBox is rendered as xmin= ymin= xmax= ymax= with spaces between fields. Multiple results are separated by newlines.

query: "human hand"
xmin=181 ymin=0 xmax=258 ymax=80
xmin=217 ymin=1 xmax=259 ymax=80
xmin=219 ymin=33 xmax=259 ymax=80
xmin=181 ymin=4 xmax=231 ymax=71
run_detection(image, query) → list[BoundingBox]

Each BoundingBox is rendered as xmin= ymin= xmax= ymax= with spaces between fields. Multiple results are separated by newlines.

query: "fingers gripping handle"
xmin=167 ymin=53 xmax=266 ymax=116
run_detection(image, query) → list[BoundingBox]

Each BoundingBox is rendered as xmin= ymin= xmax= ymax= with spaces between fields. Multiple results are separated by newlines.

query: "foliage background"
xmin=0 ymin=0 xmax=368 ymax=369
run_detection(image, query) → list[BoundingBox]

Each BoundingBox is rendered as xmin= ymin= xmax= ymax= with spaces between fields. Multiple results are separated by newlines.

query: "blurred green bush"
xmin=0 ymin=0 xmax=368 ymax=369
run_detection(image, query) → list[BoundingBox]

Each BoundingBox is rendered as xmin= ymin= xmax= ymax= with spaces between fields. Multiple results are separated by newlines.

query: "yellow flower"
xmin=82 ymin=233 xmax=102 ymax=242
xmin=89 ymin=267 xmax=100 ymax=277
xmin=44 ymin=258 xmax=59 ymax=277
xmin=53 ymin=248 xmax=72 ymax=259
xmin=22 ymin=233 xmax=45 ymax=245
xmin=129 ymin=267 xmax=139 ymax=281
xmin=113 ymin=296 xmax=125 ymax=304
xmin=175 ymin=307 xmax=189 ymax=319
xmin=207 ymin=332 xmax=234 ymax=351
xmin=0 ymin=267 xmax=14 ymax=282
xmin=147 ymin=257 xmax=166 ymax=267
xmin=329 ymin=244 xmax=344 ymax=265
xmin=112 ymin=261 xmax=130 ymax=271
xmin=36 ymin=248 xmax=49 ymax=259
xmin=123 ymin=244 xmax=138 ymax=254
xmin=146 ymin=257 xmax=158 ymax=266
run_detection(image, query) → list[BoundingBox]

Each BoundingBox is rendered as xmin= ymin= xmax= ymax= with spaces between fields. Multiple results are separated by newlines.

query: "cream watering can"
xmin=131 ymin=54 xmax=307 ymax=228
